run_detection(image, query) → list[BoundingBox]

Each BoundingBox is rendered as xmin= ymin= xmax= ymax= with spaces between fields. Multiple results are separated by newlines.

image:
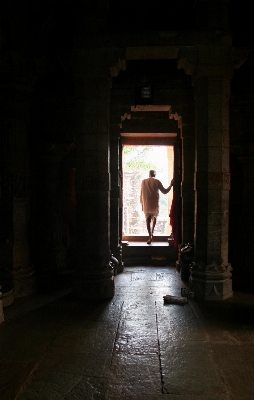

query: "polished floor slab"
xmin=1 ymin=265 xmax=254 ymax=400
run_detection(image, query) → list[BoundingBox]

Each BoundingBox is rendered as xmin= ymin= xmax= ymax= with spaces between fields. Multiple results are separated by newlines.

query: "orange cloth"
xmin=169 ymin=190 xmax=178 ymax=248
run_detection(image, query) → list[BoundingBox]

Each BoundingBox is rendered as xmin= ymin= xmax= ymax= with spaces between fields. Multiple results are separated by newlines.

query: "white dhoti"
xmin=140 ymin=177 xmax=169 ymax=218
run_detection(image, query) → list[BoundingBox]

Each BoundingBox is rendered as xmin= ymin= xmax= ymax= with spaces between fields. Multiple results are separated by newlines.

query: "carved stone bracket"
xmin=177 ymin=46 xmax=248 ymax=83
xmin=110 ymin=58 xmax=127 ymax=78
xmin=119 ymin=112 xmax=131 ymax=129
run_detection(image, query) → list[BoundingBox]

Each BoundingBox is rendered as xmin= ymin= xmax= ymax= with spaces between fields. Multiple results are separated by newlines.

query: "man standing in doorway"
xmin=140 ymin=170 xmax=174 ymax=244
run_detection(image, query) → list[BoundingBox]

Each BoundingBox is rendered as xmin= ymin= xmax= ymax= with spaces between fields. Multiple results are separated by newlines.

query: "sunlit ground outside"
xmin=123 ymin=145 xmax=174 ymax=236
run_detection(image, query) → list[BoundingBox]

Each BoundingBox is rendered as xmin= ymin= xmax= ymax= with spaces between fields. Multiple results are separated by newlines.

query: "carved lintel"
xmin=126 ymin=46 xmax=179 ymax=61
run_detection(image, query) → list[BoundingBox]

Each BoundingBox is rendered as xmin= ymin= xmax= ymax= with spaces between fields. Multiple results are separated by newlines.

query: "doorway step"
xmin=121 ymin=241 xmax=177 ymax=266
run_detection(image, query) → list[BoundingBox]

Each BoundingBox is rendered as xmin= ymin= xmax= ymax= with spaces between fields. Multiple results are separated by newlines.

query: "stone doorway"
xmin=122 ymin=144 xmax=174 ymax=240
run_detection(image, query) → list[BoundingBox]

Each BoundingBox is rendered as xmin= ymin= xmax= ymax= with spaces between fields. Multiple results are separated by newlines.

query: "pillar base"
xmin=189 ymin=263 xmax=233 ymax=301
xmin=180 ymin=264 xmax=191 ymax=282
xmin=0 ymin=287 xmax=14 ymax=307
xmin=117 ymin=261 xmax=124 ymax=274
xmin=13 ymin=268 xmax=36 ymax=298
xmin=72 ymin=268 xmax=115 ymax=301
xmin=111 ymin=245 xmax=124 ymax=274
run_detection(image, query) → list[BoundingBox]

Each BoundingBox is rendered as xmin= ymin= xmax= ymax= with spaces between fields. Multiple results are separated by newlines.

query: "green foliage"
xmin=123 ymin=146 xmax=156 ymax=171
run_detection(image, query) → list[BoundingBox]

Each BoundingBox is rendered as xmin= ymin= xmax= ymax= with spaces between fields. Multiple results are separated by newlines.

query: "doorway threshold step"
xmin=151 ymin=255 xmax=167 ymax=266
xmin=122 ymin=241 xmax=177 ymax=266
xmin=124 ymin=256 xmax=151 ymax=266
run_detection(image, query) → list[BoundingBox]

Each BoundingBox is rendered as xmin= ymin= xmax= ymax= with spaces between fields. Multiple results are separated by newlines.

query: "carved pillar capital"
xmin=108 ymin=47 xmax=126 ymax=78
xmin=177 ymin=46 xmax=248 ymax=84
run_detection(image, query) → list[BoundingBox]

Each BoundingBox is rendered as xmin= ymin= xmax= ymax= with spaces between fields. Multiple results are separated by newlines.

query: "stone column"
xmin=32 ymin=143 xmax=76 ymax=293
xmin=177 ymin=122 xmax=195 ymax=281
xmin=0 ymin=78 xmax=36 ymax=300
xmin=12 ymin=81 xmax=36 ymax=298
xmin=192 ymin=72 xmax=233 ymax=300
xmin=181 ymin=122 xmax=195 ymax=246
xmin=190 ymin=46 xmax=233 ymax=300
xmin=110 ymin=122 xmax=124 ymax=274
xmin=72 ymin=48 xmax=114 ymax=300
xmin=13 ymin=197 xmax=35 ymax=298
xmin=178 ymin=45 xmax=247 ymax=300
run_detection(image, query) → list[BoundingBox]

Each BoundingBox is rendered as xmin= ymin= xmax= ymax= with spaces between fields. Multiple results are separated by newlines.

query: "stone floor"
xmin=1 ymin=265 xmax=254 ymax=400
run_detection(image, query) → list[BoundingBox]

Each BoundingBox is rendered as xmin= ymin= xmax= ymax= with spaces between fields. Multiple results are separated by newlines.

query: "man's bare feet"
xmin=147 ymin=235 xmax=153 ymax=244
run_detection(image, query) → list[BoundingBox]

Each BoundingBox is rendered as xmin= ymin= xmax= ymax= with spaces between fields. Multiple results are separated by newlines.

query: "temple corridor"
xmin=1 ymin=265 xmax=254 ymax=400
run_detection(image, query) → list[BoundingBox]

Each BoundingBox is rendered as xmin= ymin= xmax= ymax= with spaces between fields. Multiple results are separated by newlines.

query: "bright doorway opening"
xmin=122 ymin=145 xmax=174 ymax=239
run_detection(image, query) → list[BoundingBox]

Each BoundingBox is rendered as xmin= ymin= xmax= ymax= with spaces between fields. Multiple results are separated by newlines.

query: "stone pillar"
xmin=177 ymin=122 xmax=195 ymax=280
xmin=13 ymin=197 xmax=35 ymax=297
xmin=192 ymin=72 xmax=233 ymax=300
xmin=32 ymin=144 xmax=76 ymax=293
xmin=178 ymin=44 xmax=249 ymax=300
xmin=110 ymin=122 xmax=124 ymax=273
xmin=190 ymin=47 xmax=233 ymax=300
xmin=178 ymin=45 xmax=247 ymax=300
xmin=181 ymin=122 xmax=195 ymax=245
xmin=72 ymin=48 xmax=114 ymax=300
xmin=0 ymin=78 xmax=36 ymax=300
